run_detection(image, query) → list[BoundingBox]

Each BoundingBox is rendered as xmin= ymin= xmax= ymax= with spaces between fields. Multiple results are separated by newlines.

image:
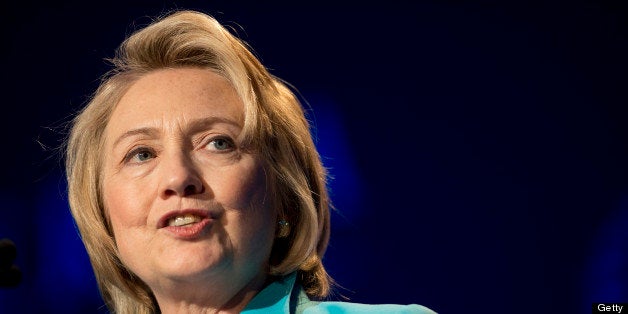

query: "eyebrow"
xmin=111 ymin=116 xmax=242 ymax=149
xmin=112 ymin=127 xmax=160 ymax=149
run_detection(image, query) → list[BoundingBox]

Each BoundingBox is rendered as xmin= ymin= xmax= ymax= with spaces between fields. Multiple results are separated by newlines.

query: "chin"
xmin=156 ymin=244 xmax=230 ymax=280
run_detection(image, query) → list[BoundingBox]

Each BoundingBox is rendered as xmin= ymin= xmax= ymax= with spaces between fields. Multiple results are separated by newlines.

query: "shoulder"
xmin=242 ymin=272 xmax=437 ymax=314
xmin=300 ymin=301 xmax=437 ymax=314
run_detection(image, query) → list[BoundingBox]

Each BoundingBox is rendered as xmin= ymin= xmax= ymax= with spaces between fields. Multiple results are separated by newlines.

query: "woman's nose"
xmin=159 ymin=152 xmax=205 ymax=198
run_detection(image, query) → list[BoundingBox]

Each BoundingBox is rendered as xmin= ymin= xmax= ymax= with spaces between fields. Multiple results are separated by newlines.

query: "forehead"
xmin=107 ymin=67 xmax=244 ymax=134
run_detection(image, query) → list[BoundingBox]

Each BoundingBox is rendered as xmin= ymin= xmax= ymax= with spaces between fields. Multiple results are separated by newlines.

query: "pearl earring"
xmin=277 ymin=220 xmax=290 ymax=238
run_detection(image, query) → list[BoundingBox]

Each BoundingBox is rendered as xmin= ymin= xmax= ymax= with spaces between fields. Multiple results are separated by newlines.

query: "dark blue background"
xmin=1 ymin=1 xmax=627 ymax=313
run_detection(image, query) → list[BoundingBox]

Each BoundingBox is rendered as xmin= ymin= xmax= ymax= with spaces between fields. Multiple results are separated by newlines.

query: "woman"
xmin=65 ymin=10 xmax=435 ymax=314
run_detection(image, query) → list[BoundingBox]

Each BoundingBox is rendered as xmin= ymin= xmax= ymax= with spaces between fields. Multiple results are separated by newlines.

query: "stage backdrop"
xmin=0 ymin=1 xmax=627 ymax=313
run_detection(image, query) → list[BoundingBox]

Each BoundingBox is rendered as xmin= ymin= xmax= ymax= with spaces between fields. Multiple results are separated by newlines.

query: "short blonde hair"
xmin=66 ymin=10 xmax=331 ymax=313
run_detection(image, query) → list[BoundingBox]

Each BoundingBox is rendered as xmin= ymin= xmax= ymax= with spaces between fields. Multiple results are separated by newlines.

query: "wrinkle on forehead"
xmin=104 ymin=68 xmax=246 ymax=148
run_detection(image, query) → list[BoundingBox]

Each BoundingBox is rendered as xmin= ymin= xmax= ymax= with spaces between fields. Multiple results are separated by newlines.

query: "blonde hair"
xmin=66 ymin=10 xmax=331 ymax=313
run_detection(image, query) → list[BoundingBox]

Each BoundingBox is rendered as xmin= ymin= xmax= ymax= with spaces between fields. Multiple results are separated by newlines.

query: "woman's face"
xmin=101 ymin=68 xmax=276 ymax=295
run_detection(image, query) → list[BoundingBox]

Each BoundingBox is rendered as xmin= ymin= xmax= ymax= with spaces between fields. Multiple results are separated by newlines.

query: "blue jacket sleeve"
xmin=302 ymin=302 xmax=437 ymax=314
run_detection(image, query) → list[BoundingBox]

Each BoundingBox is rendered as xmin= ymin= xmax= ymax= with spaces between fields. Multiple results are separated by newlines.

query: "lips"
xmin=157 ymin=209 xmax=211 ymax=229
xmin=168 ymin=214 xmax=202 ymax=227
xmin=158 ymin=209 xmax=214 ymax=239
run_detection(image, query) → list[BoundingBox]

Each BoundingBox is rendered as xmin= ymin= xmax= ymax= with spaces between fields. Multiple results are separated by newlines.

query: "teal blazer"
xmin=242 ymin=273 xmax=436 ymax=314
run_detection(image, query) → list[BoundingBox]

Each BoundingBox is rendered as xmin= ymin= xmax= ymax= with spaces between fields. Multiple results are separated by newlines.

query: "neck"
xmin=152 ymin=270 xmax=268 ymax=314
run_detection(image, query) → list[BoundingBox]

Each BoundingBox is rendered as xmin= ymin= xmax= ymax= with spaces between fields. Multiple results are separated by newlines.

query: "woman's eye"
xmin=206 ymin=138 xmax=234 ymax=151
xmin=135 ymin=151 xmax=154 ymax=161
xmin=125 ymin=148 xmax=155 ymax=163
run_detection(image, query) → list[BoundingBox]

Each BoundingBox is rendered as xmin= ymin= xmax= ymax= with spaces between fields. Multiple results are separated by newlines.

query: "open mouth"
xmin=158 ymin=209 xmax=211 ymax=229
xmin=158 ymin=209 xmax=213 ymax=239
xmin=168 ymin=214 xmax=203 ymax=227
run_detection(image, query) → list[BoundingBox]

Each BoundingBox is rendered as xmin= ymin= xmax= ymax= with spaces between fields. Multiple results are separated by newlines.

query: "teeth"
xmin=168 ymin=214 xmax=202 ymax=227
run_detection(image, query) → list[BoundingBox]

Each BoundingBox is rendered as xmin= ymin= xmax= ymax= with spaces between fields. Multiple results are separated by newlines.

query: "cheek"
xmin=211 ymin=159 xmax=277 ymax=238
xmin=103 ymin=176 xmax=152 ymax=232
xmin=102 ymin=179 xmax=155 ymax=270
xmin=212 ymin=160 xmax=271 ymax=214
